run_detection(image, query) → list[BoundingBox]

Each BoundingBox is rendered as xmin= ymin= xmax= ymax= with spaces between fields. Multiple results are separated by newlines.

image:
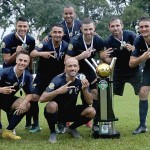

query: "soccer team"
xmin=0 ymin=5 xmax=150 ymax=143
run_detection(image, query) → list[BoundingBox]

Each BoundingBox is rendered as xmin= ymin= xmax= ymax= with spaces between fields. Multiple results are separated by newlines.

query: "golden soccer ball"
xmin=96 ymin=63 xmax=111 ymax=78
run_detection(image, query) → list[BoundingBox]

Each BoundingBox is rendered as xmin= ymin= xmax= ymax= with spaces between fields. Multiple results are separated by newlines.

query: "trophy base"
xmin=93 ymin=131 xmax=120 ymax=139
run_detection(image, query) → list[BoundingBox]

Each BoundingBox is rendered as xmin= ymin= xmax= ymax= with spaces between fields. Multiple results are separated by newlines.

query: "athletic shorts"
xmin=32 ymin=74 xmax=54 ymax=95
xmin=57 ymin=105 xmax=88 ymax=122
xmin=142 ymin=69 xmax=150 ymax=86
xmin=0 ymin=95 xmax=18 ymax=112
xmin=113 ymin=71 xmax=142 ymax=96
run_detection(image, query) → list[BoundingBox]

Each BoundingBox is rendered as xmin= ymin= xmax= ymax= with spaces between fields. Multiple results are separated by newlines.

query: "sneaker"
xmin=2 ymin=129 xmax=21 ymax=140
xmin=25 ymin=125 xmax=32 ymax=130
xmin=48 ymin=132 xmax=57 ymax=143
xmin=57 ymin=123 xmax=66 ymax=134
xmin=29 ymin=125 xmax=42 ymax=133
xmin=13 ymin=129 xmax=16 ymax=135
xmin=66 ymin=127 xmax=81 ymax=139
xmin=132 ymin=125 xmax=148 ymax=135
xmin=85 ymin=121 xmax=92 ymax=128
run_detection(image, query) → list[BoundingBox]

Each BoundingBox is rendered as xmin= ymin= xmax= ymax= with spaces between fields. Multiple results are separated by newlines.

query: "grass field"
xmin=0 ymin=83 xmax=150 ymax=150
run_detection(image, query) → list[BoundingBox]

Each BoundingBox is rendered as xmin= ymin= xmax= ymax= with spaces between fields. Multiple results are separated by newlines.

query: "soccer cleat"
xmin=85 ymin=121 xmax=92 ymax=128
xmin=132 ymin=125 xmax=148 ymax=135
xmin=57 ymin=123 xmax=66 ymax=134
xmin=29 ymin=125 xmax=42 ymax=133
xmin=66 ymin=127 xmax=81 ymax=139
xmin=2 ymin=129 xmax=21 ymax=140
xmin=25 ymin=125 xmax=32 ymax=130
xmin=48 ymin=132 xmax=57 ymax=143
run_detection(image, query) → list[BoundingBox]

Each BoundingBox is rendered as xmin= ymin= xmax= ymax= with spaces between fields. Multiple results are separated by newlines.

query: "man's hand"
xmin=0 ymin=86 xmax=16 ymax=94
xmin=40 ymin=51 xmax=56 ymax=59
xmin=81 ymin=78 xmax=89 ymax=91
xmin=14 ymin=101 xmax=28 ymax=115
xmin=57 ymin=81 xmax=75 ymax=94
xmin=80 ymin=48 xmax=96 ymax=59
xmin=125 ymin=43 xmax=135 ymax=52
xmin=100 ymin=48 xmax=114 ymax=59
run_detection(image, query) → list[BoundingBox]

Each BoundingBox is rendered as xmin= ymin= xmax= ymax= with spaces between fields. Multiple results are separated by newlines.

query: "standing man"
xmin=129 ymin=16 xmax=150 ymax=134
xmin=0 ymin=50 xmax=33 ymax=140
xmin=29 ymin=23 xmax=68 ymax=133
xmin=1 ymin=16 xmax=35 ymax=132
xmin=65 ymin=18 xmax=105 ymax=133
xmin=44 ymin=5 xmax=81 ymax=43
xmin=100 ymin=17 xmax=142 ymax=134
xmin=39 ymin=58 xmax=96 ymax=143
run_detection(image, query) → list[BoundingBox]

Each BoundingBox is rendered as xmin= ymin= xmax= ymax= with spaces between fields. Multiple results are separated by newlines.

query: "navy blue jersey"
xmin=46 ymin=73 xmax=84 ymax=107
xmin=0 ymin=67 xmax=32 ymax=97
xmin=105 ymin=30 xmax=139 ymax=74
xmin=66 ymin=33 xmax=104 ymax=72
xmin=35 ymin=39 xmax=68 ymax=75
xmin=131 ymin=35 xmax=150 ymax=70
xmin=1 ymin=32 xmax=35 ymax=68
xmin=61 ymin=19 xmax=81 ymax=43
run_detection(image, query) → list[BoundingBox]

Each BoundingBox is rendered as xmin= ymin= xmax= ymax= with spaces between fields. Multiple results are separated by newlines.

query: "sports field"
xmin=0 ymin=83 xmax=150 ymax=150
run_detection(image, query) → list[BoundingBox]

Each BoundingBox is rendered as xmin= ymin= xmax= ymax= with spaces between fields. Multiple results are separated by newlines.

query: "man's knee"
xmin=81 ymin=107 xmax=96 ymax=119
xmin=45 ymin=101 xmax=58 ymax=113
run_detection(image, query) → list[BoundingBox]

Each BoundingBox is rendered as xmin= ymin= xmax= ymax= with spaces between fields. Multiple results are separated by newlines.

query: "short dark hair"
xmin=16 ymin=17 xmax=28 ymax=23
xmin=51 ymin=22 xmax=64 ymax=31
xmin=82 ymin=18 xmax=95 ymax=26
xmin=139 ymin=16 xmax=150 ymax=24
xmin=16 ymin=50 xmax=29 ymax=58
xmin=109 ymin=16 xmax=123 ymax=26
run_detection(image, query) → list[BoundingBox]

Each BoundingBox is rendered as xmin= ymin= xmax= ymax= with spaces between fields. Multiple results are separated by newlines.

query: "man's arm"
xmin=129 ymin=50 xmax=150 ymax=68
xmin=81 ymin=79 xmax=93 ymax=105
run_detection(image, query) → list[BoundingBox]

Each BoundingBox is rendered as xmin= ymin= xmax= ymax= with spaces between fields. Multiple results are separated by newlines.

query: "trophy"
xmin=84 ymin=58 xmax=120 ymax=139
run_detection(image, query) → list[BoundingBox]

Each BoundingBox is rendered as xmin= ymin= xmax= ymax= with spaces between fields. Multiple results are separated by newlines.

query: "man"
xmin=29 ymin=23 xmax=68 ymax=133
xmin=0 ymin=50 xmax=32 ymax=140
xmin=100 ymin=17 xmax=142 ymax=134
xmin=1 ymin=17 xmax=35 ymax=131
xmin=65 ymin=18 xmax=105 ymax=134
xmin=129 ymin=16 xmax=150 ymax=134
xmin=39 ymin=58 xmax=96 ymax=143
xmin=1 ymin=17 xmax=35 ymax=69
xmin=44 ymin=5 xmax=81 ymax=43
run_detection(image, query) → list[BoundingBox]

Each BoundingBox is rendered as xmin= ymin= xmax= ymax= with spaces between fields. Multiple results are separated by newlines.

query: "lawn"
xmin=0 ymin=83 xmax=150 ymax=150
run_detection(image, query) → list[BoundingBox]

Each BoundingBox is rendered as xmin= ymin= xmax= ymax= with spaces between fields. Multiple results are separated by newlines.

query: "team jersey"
xmin=131 ymin=35 xmax=150 ymax=70
xmin=66 ymin=33 xmax=104 ymax=72
xmin=35 ymin=38 xmax=68 ymax=75
xmin=1 ymin=32 xmax=35 ymax=68
xmin=0 ymin=66 xmax=32 ymax=97
xmin=61 ymin=19 xmax=81 ymax=43
xmin=45 ymin=73 xmax=86 ymax=107
xmin=105 ymin=30 xmax=139 ymax=74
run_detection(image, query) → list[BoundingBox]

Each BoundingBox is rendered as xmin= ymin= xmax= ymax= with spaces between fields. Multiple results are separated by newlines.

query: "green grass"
xmin=1 ymin=83 xmax=150 ymax=150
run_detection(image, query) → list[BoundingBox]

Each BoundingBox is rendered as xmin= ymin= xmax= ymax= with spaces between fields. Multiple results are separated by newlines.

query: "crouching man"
xmin=0 ymin=50 xmax=32 ymax=140
xmin=40 ymin=58 xmax=96 ymax=143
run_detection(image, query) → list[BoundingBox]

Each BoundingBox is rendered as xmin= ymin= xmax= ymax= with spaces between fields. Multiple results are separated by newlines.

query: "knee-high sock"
xmin=7 ymin=113 xmax=26 ymax=130
xmin=139 ymin=100 xmax=148 ymax=127
xmin=31 ymin=101 xmax=39 ymax=126
xmin=6 ymin=112 xmax=13 ymax=124
xmin=70 ymin=116 xmax=91 ymax=129
xmin=92 ymin=100 xmax=99 ymax=125
xmin=44 ymin=108 xmax=58 ymax=133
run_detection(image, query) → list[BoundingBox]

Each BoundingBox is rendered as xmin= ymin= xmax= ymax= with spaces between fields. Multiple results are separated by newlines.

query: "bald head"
xmin=65 ymin=57 xmax=78 ymax=66
xmin=65 ymin=58 xmax=79 ymax=77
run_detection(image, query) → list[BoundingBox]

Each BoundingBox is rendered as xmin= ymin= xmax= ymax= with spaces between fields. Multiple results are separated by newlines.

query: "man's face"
xmin=16 ymin=54 xmax=30 ymax=71
xmin=109 ymin=19 xmax=123 ymax=36
xmin=16 ymin=21 xmax=29 ymax=38
xmin=50 ymin=26 xmax=64 ymax=42
xmin=81 ymin=23 xmax=95 ymax=40
xmin=63 ymin=7 xmax=76 ymax=24
xmin=65 ymin=59 xmax=79 ymax=77
xmin=139 ymin=21 xmax=150 ymax=38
